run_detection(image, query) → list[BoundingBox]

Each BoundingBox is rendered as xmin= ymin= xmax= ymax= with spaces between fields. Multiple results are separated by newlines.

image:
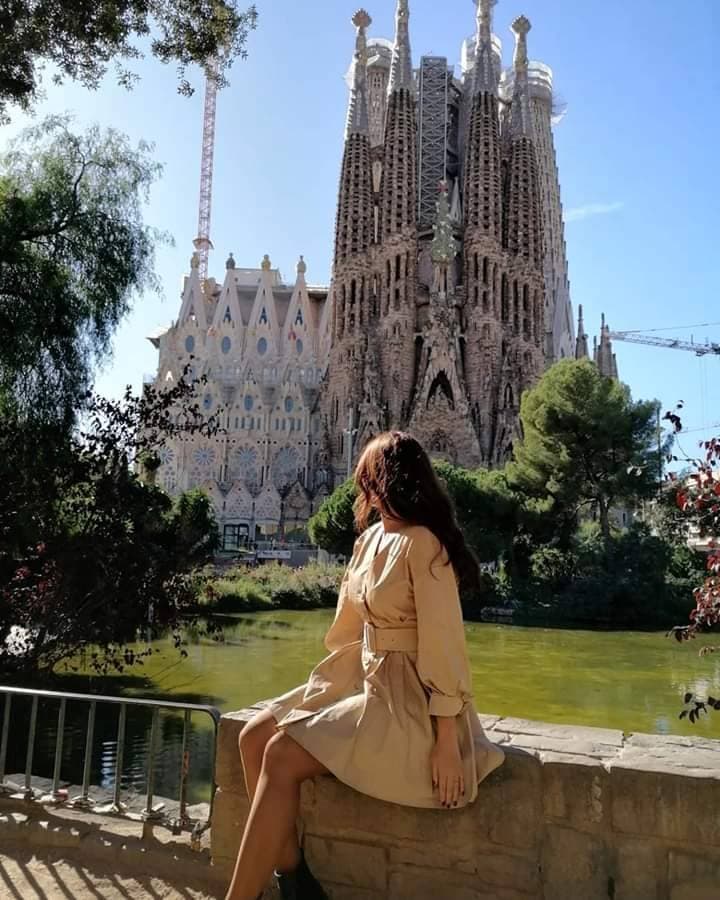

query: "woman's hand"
xmin=430 ymin=718 xmax=464 ymax=807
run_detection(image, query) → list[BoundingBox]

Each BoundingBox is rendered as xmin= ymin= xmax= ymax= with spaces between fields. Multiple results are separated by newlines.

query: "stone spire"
xmin=509 ymin=15 xmax=532 ymax=139
xmin=504 ymin=16 xmax=542 ymax=268
xmin=334 ymin=10 xmax=374 ymax=265
xmin=379 ymin=0 xmax=417 ymax=240
xmin=473 ymin=0 xmax=498 ymax=95
xmin=575 ymin=304 xmax=589 ymax=359
xmin=389 ymin=0 xmax=413 ymax=92
xmin=595 ymin=313 xmax=618 ymax=379
xmin=346 ymin=9 xmax=371 ymax=138
xmin=462 ymin=0 xmax=502 ymax=239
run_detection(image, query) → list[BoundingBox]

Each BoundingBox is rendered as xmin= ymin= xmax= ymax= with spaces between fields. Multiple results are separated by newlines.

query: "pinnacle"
xmin=352 ymin=9 xmax=372 ymax=30
xmin=511 ymin=15 xmax=531 ymax=36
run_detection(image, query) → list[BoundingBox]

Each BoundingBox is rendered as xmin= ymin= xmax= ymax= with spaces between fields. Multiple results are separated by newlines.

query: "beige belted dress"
xmin=266 ymin=522 xmax=505 ymax=809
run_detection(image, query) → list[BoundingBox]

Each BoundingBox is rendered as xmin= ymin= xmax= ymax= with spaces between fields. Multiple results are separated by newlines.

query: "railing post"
xmin=51 ymin=698 xmax=67 ymax=800
xmin=24 ymin=695 xmax=38 ymax=800
xmin=111 ymin=703 xmax=127 ymax=812
xmin=71 ymin=700 xmax=96 ymax=809
xmin=0 ymin=693 xmax=11 ymax=787
xmin=143 ymin=707 xmax=163 ymax=822
xmin=178 ymin=709 xmax=191 ymax=826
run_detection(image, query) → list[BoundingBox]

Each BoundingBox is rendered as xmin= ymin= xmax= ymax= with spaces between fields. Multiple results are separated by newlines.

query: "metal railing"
xmin=0 ymin=686 xmax=221 ymax=841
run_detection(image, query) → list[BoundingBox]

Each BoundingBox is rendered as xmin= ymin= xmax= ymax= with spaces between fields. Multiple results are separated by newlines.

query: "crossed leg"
xmin=224 ymin=710 xmax=329 ymax=900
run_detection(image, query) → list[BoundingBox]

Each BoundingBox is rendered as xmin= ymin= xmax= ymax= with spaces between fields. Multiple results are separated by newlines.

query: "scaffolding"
xmin=417 ymin=56 xmax=449 ymax=230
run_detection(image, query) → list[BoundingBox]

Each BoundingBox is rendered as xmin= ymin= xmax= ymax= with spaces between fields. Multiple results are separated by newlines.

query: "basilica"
xmin=149 ymin=0 xmax=617 ymax=547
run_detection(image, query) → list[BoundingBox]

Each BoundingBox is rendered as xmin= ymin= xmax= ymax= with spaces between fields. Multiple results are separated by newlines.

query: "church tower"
xmin=461 ymin=0 xmax=505 ymax=462
xmin=374 ymin=0 xmax=419 ymax=432
xmin=493 ymin=15 xmax=545 ymax=462
xmin=323 ymin=10 xmax=376 ymax=474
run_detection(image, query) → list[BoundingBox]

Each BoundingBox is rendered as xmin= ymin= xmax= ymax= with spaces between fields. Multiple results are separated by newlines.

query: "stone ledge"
xmin=223 ymin=704 xmax=720 ymax=783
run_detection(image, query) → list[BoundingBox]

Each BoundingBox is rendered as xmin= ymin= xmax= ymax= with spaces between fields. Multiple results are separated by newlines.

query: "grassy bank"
xmin=197 ymin=561 xmax=346 ymax=614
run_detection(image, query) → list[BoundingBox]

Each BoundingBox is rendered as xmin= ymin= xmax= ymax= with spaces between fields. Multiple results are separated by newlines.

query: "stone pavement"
xmin=0 ymin=806 xmax=227 ymax=900
xmin=0 ymin=846 xmax=221 ymax=899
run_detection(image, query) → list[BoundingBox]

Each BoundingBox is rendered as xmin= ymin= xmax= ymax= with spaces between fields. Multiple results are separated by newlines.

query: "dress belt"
xmin=363 ymin=621 xmax=418 ymax=653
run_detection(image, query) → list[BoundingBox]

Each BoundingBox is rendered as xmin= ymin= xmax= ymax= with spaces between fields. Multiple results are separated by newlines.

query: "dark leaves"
xmin=0 ymin=2 xmax=258 ymax=124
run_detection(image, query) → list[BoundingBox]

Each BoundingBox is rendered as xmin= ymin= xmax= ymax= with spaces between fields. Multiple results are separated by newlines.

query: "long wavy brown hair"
xmin=353 ymin=431 xmax=480 ymax=590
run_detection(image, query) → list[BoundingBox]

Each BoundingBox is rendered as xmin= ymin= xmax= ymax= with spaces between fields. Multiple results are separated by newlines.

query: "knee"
xmin=262 ymin=732 xmax=299 ymax=782
xmin=238 ymin=715 xmax=272 ymax=761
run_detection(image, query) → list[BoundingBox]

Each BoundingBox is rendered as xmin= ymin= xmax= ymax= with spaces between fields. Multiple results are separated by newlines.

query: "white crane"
xmin=193 ymin=59 xmax=219 ymax=283
xmin=609 ymin=331 xmax=720 ymax=357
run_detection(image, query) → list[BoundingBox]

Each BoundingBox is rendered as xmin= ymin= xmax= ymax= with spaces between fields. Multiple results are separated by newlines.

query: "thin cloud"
xmin=565 ymin=201 xmax=624 ymax=223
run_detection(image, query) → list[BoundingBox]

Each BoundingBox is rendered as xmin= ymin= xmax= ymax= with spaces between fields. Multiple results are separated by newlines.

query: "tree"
xmin=0 ymin=116 xmax=164 ymax=427
xmin=308 ymin=479 xmax=358 ymax=558
xmin=308 ymin=462 xmax=526 ymax=572
xmin=0 ymin=0 xmax=258 ymax=123
xmin=0 ymin=372 xmax=222 ymax=676
xmin=508 ymin=359 xmax=661 ymax=542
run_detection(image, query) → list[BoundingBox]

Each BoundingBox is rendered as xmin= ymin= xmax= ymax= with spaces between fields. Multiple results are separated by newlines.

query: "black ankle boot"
xmin=274 ymin=849 xmax=328 ymax=900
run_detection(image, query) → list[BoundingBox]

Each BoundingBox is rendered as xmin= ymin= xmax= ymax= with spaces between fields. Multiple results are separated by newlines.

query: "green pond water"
xmin=4 ymin=611 xmax=719 ymax=807
xmin=64 ymin=610 xmax=720 ymax=738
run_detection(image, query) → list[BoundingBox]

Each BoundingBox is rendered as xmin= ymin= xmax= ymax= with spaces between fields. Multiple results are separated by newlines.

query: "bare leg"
xmin=238 ymin=711 xmax=300 ymax=873
xmin=225 ymin=732 xmax=329 ymax=900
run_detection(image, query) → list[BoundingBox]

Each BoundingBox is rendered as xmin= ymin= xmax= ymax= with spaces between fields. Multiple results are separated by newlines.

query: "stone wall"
xmin=212 ymin=705 xmax=720 ymax=900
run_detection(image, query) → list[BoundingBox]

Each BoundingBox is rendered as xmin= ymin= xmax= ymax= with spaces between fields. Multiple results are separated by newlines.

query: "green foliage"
xmin=0 ymin=117 xmax=165 ymax=425
xmin=201 ymin=562 xmax=346 ymax=614
xmin=0 ymin=1 xmax=258 ymax=123
xmin=0 ymin=373 xmax=222 ymax=676
xmin=308 ymin=479 xmax=358 ymax=558
xmin=521 ymin=522 xmax=695 ymax=627
xmin=509 ymin=359 xmax=662 ymax=542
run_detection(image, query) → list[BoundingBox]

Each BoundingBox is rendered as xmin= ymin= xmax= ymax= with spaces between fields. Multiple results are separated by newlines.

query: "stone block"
xmin=211 ymin=788 xmax=250 ymax=863
xmin=323 ymin=887 xmax=378 ymax=900
xmin=216 ymin=712 xmax=252 ymax=794
xmin=671 ymin=882 xmax=720 ymax=900
xmin=304 ymin=835 xmax=387 ymax=892
xmin=540 ymin=825 xmax=609 ymax=900
xmin=388 ymin=865 xmax=530 ymax=900
xmin=622 ymin=732 xmax=720 ymax=779
xmin=542 ymin=757 xmax=609 ymax=831
xmin=491 ymin=717 xmax=624 ymax=752
xmin=611 ymin=768 xmax=720 ymax=846
xmin=669 ymin=849 xmax=720 ymax=899
xmin=614 ymin=838 xmax=661 ymax=900
xmin=480 ymin=749 xmax=542 ymax=850
xmin=389 ymin=844 xmax=539 ymax=894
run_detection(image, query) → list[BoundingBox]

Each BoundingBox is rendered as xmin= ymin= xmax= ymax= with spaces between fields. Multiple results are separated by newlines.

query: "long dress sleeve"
xmin=407 ymin=527 xmax=474 ymax=718
xmin=323 ymin=534 xmax=366 ymax=652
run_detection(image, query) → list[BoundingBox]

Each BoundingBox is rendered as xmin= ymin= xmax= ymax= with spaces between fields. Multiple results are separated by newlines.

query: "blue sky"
xmin=3 ymin=0 xmax=719 ymax=458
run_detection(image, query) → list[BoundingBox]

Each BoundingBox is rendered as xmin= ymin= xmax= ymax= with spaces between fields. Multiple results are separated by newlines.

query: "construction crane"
xmin=193 ymin=59 xmax=219 ymax=283
xmin=609 ymin=331 xmax=720 ymax=357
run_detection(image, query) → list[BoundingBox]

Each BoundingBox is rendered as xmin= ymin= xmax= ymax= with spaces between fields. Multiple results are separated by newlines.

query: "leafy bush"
xmin=202 ymin=562 xmax=345 ymax=613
